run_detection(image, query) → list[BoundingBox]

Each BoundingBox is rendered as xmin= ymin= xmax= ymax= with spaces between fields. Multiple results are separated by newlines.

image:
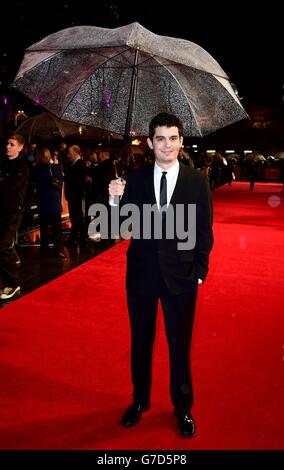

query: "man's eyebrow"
xmin=154 ymin=134 xmax=179 ymax=138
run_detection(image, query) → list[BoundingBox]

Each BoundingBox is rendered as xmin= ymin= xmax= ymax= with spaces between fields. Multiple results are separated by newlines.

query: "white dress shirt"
xmin=154 ymin=160 xmax=179 ymax=209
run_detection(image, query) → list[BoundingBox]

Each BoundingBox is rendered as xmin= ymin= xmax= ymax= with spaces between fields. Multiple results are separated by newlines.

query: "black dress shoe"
xmin=120 ymin=402 xmax=150 ymax=427
xmin=174 ymin=411 xmax=195 ymax=437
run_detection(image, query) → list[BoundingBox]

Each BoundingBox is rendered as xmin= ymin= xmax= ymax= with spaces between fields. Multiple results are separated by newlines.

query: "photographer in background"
xmin=0 ymin=134 xmax=29 ymax=301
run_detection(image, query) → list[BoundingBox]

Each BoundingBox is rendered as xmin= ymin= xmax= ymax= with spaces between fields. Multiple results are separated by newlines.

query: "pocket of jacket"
xmin=177 ymin=251 xmax=194 ymax=262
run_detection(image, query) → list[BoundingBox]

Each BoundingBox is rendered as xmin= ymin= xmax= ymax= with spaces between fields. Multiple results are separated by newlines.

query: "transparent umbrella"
xmin=16 ymin=111 xmax=82 ymax=142
xmin=205 ymin=152 xmax=227 ymax=165
xmin=243 ymin=153 xmax=266 ymax=163
xmin=11 ymin=22 xmax=248 ymax=139
xmin=226 ymin=153 xmax=240 ymax=162
xmin=16 ymin=111 xmax=123 ymax=143
xmin=274 ymin=151 xmax=284 ymax=160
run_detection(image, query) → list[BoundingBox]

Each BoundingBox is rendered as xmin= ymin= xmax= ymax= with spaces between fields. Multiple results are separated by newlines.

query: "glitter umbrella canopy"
xmin=11 ymin=22 xmax=248 ymax=139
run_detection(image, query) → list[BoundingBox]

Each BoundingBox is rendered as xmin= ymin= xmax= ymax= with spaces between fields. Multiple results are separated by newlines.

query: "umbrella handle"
xmin=113 ymin=176 xmax=121 ymax=205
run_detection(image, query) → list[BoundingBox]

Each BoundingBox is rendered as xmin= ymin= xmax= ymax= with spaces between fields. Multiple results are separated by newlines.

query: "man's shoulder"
xmin=72 ymin=158 xmax=85 ymax=174
xmin=75 ymin=158 xmax=85 ymax=167
xmin=181 ymin=165 xmax=207 ymax=183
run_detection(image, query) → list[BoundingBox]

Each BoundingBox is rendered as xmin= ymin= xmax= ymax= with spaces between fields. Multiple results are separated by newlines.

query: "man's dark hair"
xmin=149 ymin=113 xmax=183 ymax=141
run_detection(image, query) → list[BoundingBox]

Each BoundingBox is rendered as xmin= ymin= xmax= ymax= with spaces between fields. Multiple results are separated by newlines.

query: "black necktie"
xmin=160 ymin=171 xmax=167 ymax=210
xmin=160 ymin=171 xmax=167 ymax=235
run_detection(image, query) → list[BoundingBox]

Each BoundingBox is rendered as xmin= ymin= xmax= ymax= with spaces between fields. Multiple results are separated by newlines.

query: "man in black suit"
xmin=109 ymin=113 xmax=213 ymax=437
xmin=64 ymin=145 xmax=86 ymax=247
xmin=92 ymin=145 xmax=117 ymax=205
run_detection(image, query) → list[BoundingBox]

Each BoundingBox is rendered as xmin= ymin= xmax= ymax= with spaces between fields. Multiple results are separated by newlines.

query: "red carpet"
xmin=0 ymin=181 xmax=283 ymax=450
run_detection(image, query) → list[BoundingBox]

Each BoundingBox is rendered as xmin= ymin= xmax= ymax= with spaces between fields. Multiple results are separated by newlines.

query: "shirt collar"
xmin=154 ymin=159 xmax=179 ymax=177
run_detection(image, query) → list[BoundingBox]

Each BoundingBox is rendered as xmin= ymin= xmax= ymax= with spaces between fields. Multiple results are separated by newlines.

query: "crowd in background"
xmin=1 ymin=137 xmax=284 ymax=252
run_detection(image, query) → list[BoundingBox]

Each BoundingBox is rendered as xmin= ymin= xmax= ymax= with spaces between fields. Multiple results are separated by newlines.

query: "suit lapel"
xmin=169 ymin=162 xmax=187 ymax=206
xmin=144 ymin=165 xmax=156 ymax=204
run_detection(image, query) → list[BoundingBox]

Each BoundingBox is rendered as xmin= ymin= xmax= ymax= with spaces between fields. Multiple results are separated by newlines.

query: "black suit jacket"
xmin=0 ymin=156 xmax=30 ymax=219
xmin=120 ymin=163 xmax=213 ymax=295
xmin=64 ymin=158 xmax=86 ymax=203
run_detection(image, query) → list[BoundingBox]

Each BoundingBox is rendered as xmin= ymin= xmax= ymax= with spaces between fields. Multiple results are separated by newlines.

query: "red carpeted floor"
xmin=0 ymin=181 xmax=283 ymax=450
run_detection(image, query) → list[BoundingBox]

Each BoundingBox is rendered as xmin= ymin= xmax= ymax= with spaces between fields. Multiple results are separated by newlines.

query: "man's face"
xmin=6 ymin=139 xmax=24 ymax=159
xmin=98 ymin=150 xmax=110 ymax=162
xmin=147 ymin=126 xmax=183 ymax=168
xmin=67 ymin=147 xmax=75 ymax=160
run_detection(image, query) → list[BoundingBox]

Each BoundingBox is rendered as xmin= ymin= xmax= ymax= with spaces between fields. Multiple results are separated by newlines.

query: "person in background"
xmin=64 ymin=145 xmax=86 ymax=247
xmin=59 ymin=141 xmax=68 ymax=169
xmin=89 ymin=145 xmax=117 ymax=242
xmin=226 ymin=160 xmax=235 ymax=186
xmin=247 ymin=160 xmax=257 ymax=191
xmin=33 ymin=147 xmax=66 ymax=259
xmin=26 ymin=143 xmax=37 ymax=166
xmin=109 ymin=113 xmax=213 ymax=437
xmin=178 ymin=147 xmax=194 ymax=169
xmin=0 ymin=134 xmax=30 ymax=300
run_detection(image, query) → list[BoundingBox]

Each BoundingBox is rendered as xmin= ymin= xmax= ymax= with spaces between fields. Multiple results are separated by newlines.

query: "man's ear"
xmin=147 ymin=137 xmax=153 ymax=150
xmin=180 ymin=136 xmax=183 ymax=147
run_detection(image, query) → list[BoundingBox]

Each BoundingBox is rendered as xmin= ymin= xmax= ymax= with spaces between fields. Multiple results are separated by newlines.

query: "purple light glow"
xmin=3 ymin=95 xmax=8 ymax=105
xmin=34 ymin=96 xmax=41 ymax=106
xmin=103 ymin=89 xmax=112 ymax=108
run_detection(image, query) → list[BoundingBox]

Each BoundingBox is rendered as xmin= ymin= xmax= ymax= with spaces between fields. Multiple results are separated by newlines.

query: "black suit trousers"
xmin=0 ymin=216 xmax=22 ymax=288
xmin=127 ymin=267 xmax=198 ymax=413
xmin=68 ymin=199 xmax=86 ymax=243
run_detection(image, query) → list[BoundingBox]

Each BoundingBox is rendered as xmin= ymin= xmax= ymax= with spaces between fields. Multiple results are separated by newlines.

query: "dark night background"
xmin=0 ymin=0 xmax=283 ymax=107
